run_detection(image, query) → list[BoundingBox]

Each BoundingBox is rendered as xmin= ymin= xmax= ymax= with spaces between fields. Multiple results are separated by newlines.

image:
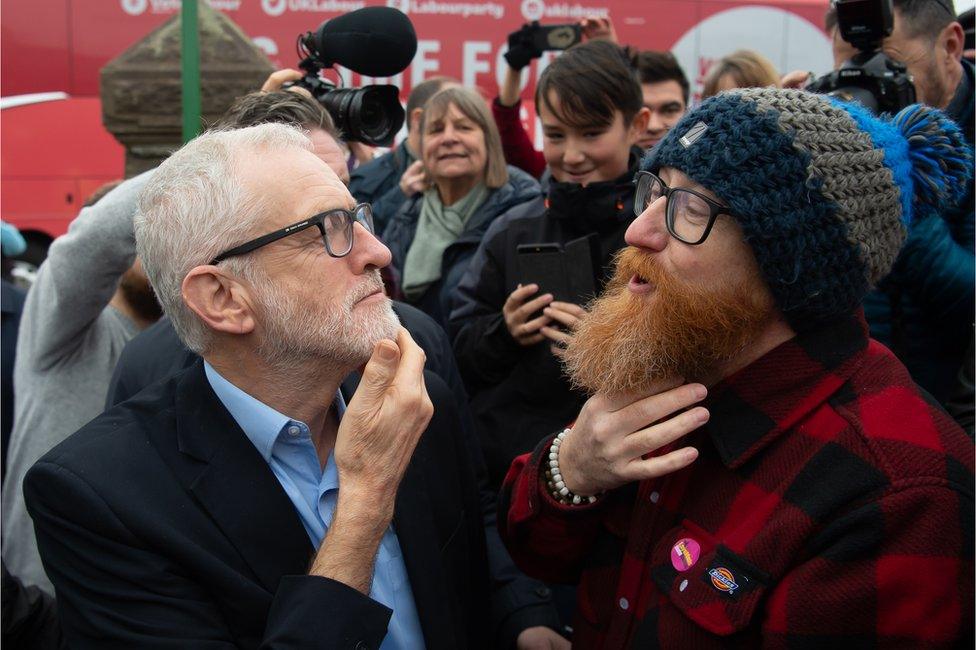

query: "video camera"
xmin=807 ymin=0 xmax=916 ymax=114
xmin=289 ymin=7 xmax=418 ymax=146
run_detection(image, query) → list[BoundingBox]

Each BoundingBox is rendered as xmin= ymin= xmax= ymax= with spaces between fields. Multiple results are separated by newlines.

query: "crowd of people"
xmin=1 ymin=1 xmax=973 ymax=648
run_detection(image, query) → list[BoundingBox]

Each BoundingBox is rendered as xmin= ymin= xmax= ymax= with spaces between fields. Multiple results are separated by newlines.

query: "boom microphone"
xmin=308 ymin=7 xmax=418 ymax=78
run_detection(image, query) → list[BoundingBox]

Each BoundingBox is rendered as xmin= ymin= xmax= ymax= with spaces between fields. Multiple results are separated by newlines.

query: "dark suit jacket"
xmin=25 ymin=360 xmax=492 ymax=649
xmin=104 ymin=305 xmax=560 ymax=646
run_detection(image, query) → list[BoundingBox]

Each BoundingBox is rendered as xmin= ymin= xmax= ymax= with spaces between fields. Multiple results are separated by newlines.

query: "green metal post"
xmin=181 ymin=0 xmax=202 ymax=142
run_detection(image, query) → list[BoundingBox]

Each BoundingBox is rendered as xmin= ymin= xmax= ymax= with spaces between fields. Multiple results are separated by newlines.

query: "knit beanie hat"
xmin=643 ymin=87 xmax=972 ymax=331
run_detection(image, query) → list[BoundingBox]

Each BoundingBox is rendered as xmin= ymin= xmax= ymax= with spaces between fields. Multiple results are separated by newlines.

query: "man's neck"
xmin=206 ymin=348 xmax=347 ymax=450
xmin=939 ymin=59 xmax=965 ymax=110
xmin=108 ymin=289 xmax=156 ymax=330
xmin=404 ymin=136 xmax=419 ymax=161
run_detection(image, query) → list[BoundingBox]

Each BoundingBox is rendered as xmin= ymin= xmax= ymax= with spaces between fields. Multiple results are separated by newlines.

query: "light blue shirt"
xmin=204 ymin=362 xmax=425 ymax=650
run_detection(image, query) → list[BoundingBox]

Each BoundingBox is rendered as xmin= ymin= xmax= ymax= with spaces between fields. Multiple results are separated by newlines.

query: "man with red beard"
xmin=499 ymin=88 xmax=975 ymax=647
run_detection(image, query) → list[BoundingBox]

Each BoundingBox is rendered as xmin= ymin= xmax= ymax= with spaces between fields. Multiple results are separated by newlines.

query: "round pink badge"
xmin=670 ymin=537 xmax=701 ymax=572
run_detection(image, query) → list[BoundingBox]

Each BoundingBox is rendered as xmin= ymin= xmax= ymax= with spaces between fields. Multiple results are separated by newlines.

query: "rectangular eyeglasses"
xmin=210 ymin=203 xmax=375 ymax=264
xmin=633 ymin=171 xmax=732 ymax=245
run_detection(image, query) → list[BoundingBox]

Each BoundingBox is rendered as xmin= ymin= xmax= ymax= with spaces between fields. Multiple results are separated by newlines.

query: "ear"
xmin=410 ymin=107 xmax=425 ymax=133
xmin=182 ymin=265 xmax=257 ymax=337
xmin=629 ymin=107 xmax=651 ymax=141
xmin=941 ymin=21 xmax=965 ymax=62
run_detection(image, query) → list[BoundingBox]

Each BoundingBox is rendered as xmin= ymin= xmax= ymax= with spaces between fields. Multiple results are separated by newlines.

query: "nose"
xmin=625 ymin=196 xmax=669 ymax=252
xmin=348 ymin=222 xmax=392 ymax=272
xmin=647 ymin=110 xmax=665 ymax=134
xmin=441 ymin=123 xmax=459 ymax=144
xmin=563 ymin=139 xmax=585 ymax=166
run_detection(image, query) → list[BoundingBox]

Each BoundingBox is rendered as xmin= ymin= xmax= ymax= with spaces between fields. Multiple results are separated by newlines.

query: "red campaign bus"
xmin=0 ymin=0 xmax=831 ymax=254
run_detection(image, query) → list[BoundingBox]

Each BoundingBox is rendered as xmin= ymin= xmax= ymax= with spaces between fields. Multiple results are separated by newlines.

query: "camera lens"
xmin=319 ymin=85 xmax=405 ymax=147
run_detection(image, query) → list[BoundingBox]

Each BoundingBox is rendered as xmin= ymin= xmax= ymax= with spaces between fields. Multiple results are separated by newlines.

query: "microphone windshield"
xmin=313 ymin=7 xmax=418 ymax=78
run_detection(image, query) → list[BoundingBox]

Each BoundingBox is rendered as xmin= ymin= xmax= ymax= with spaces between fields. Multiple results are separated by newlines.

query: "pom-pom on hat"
xmin=644 ymin=87 xmax=972 ymax=331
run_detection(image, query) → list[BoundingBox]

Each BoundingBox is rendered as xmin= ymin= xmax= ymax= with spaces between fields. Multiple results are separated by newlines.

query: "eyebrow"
xmin=648 ymin=101 xmax=683 ymax=110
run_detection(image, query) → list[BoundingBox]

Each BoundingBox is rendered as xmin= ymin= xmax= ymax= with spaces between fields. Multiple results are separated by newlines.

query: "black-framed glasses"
xmin=210 ymin=203 xmax=375 ymax=264
xmin=633 ymin=171 xmax=732 ymax=245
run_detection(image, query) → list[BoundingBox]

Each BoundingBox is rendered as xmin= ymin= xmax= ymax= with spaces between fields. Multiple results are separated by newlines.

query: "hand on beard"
xmin=540 ymin=301 xmax=587 ymax=358
xmin=557 ymin=381 xmax=707 ymax=497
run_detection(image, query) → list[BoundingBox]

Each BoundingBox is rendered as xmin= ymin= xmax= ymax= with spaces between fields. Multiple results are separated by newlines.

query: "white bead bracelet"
xmin=545 ymin=428 xmax=598 ymax=506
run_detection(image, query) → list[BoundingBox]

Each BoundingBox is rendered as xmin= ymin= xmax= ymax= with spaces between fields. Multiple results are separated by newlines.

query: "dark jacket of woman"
xmin=449 ymin=149 xmax=641 ymax=487
xmin=382 ymin=165 xmax=542 ymax=326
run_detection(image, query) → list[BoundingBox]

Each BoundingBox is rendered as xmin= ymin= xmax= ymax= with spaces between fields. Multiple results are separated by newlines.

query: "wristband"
xmin=545 ymin=428 xmax=599 ymax=505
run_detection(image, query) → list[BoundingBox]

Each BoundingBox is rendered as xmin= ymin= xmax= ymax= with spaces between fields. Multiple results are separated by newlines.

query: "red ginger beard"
xmin=562 ymin=247 xmax=775 ymax=397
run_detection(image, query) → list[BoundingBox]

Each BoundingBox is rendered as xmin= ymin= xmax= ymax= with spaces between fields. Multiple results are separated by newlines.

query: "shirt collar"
xmin=203 ymin=362 xmax=348 ymax=462
xmin=703 ymin=312 xmax=869 ymax=469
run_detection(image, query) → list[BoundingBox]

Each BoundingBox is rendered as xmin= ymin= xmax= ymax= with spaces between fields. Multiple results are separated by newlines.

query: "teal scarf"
xmin=402 ymin=184 xmax=489 ymax=301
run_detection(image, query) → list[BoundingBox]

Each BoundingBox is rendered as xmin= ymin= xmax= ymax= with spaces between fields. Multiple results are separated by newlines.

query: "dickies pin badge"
xmin=707 ymin=567 xmax=739 ymax=595
xmin=679 ymin=121 xmax=709 ymax=148
xmin=670 ymin=538 xmax=701 ymax=572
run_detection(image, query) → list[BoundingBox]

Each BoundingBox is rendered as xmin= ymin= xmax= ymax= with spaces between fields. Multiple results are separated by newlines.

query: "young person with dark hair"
xmin=450 ymin=39 xmax=650 ymax=487
xmin=631 ymin=50 xmax=690 ymax=149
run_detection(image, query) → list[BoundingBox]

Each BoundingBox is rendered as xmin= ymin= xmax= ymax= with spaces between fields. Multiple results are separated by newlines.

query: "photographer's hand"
xmin=580 ymin=16 xmax=618 ymax=43
xmin=557 ymin=382 xmax=706 ymax=497
xmin=504 ymin=24 xmax=542 ymax=71
xmin=399 ymin=160 xmax=429 ymax=197
xmin=780 ymin=70 xmax=811 ymax=90
xmin=261 ymin=68 xmax=306 ymax=93
xmin=540 ymin=301 xmax=586 ymax=358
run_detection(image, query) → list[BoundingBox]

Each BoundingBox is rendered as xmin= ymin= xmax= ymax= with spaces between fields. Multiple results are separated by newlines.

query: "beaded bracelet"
xmin=545 ymin=428 xmax=599 ymax=506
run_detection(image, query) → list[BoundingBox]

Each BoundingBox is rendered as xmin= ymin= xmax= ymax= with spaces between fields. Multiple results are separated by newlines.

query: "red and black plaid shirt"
xmin=500 ymin=314 xmax=974 ymax=648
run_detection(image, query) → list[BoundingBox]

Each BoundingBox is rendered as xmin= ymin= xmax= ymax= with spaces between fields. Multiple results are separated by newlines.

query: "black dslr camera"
xmin=807 ymin=0 xmax=916 ymax=114
xmin=288 ymin=8 xmax=416 ymax=146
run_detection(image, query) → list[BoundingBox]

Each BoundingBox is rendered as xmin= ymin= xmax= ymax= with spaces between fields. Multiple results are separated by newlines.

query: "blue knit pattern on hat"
xmin=828 ymin=97 xmax=914 ymax=226
xmin=644 ymin=91 xmax=870 ymax=330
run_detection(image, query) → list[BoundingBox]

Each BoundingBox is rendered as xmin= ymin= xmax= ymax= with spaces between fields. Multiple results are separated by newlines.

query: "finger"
xmin=515 ymin=293 xmax=554 ymax=322
xmin=391 ymin=328 xmax=427 ymax=388
xmin=543 ymin=306 xmax=580 ymax=329
xmin=355 ymin=338 xmax=401 ymax=402
xmin=621 ymin=406 xmax=709 ymax=459
xmin=549 ymin=301 xmax=587 ymax=317
xmin=550 ymin=343 xmax=565 ymax=359
xmin=621 ymin=384 xmax=708 ymax=436
xmin=595 ymin=376 xmax=687 ymax=414
xmin=519 ymin=333 xmax=547 ymax=346
xmin=540 ymin=325 xmax=571 ymax=345
xmin=261 ymin=68 xmax=303 ymax=91
xmin=518 ymin=313 xmax=552 ymax=337
xmin=505 ymin=283 xmax=540 ymax=309
xmin=623 ymin=446 xmax=699 ymax=482
xmin=779 ymin=70 xmax=810 ymax=89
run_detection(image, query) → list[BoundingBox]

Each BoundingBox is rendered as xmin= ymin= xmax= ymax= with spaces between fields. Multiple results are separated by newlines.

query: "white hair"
xmin=135 ymin=123 xmax=312 ymax=354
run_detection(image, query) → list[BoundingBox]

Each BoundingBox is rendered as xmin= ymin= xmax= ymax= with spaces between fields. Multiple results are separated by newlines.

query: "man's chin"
xmin=638 ymin=136 xmax=662 ymax=150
